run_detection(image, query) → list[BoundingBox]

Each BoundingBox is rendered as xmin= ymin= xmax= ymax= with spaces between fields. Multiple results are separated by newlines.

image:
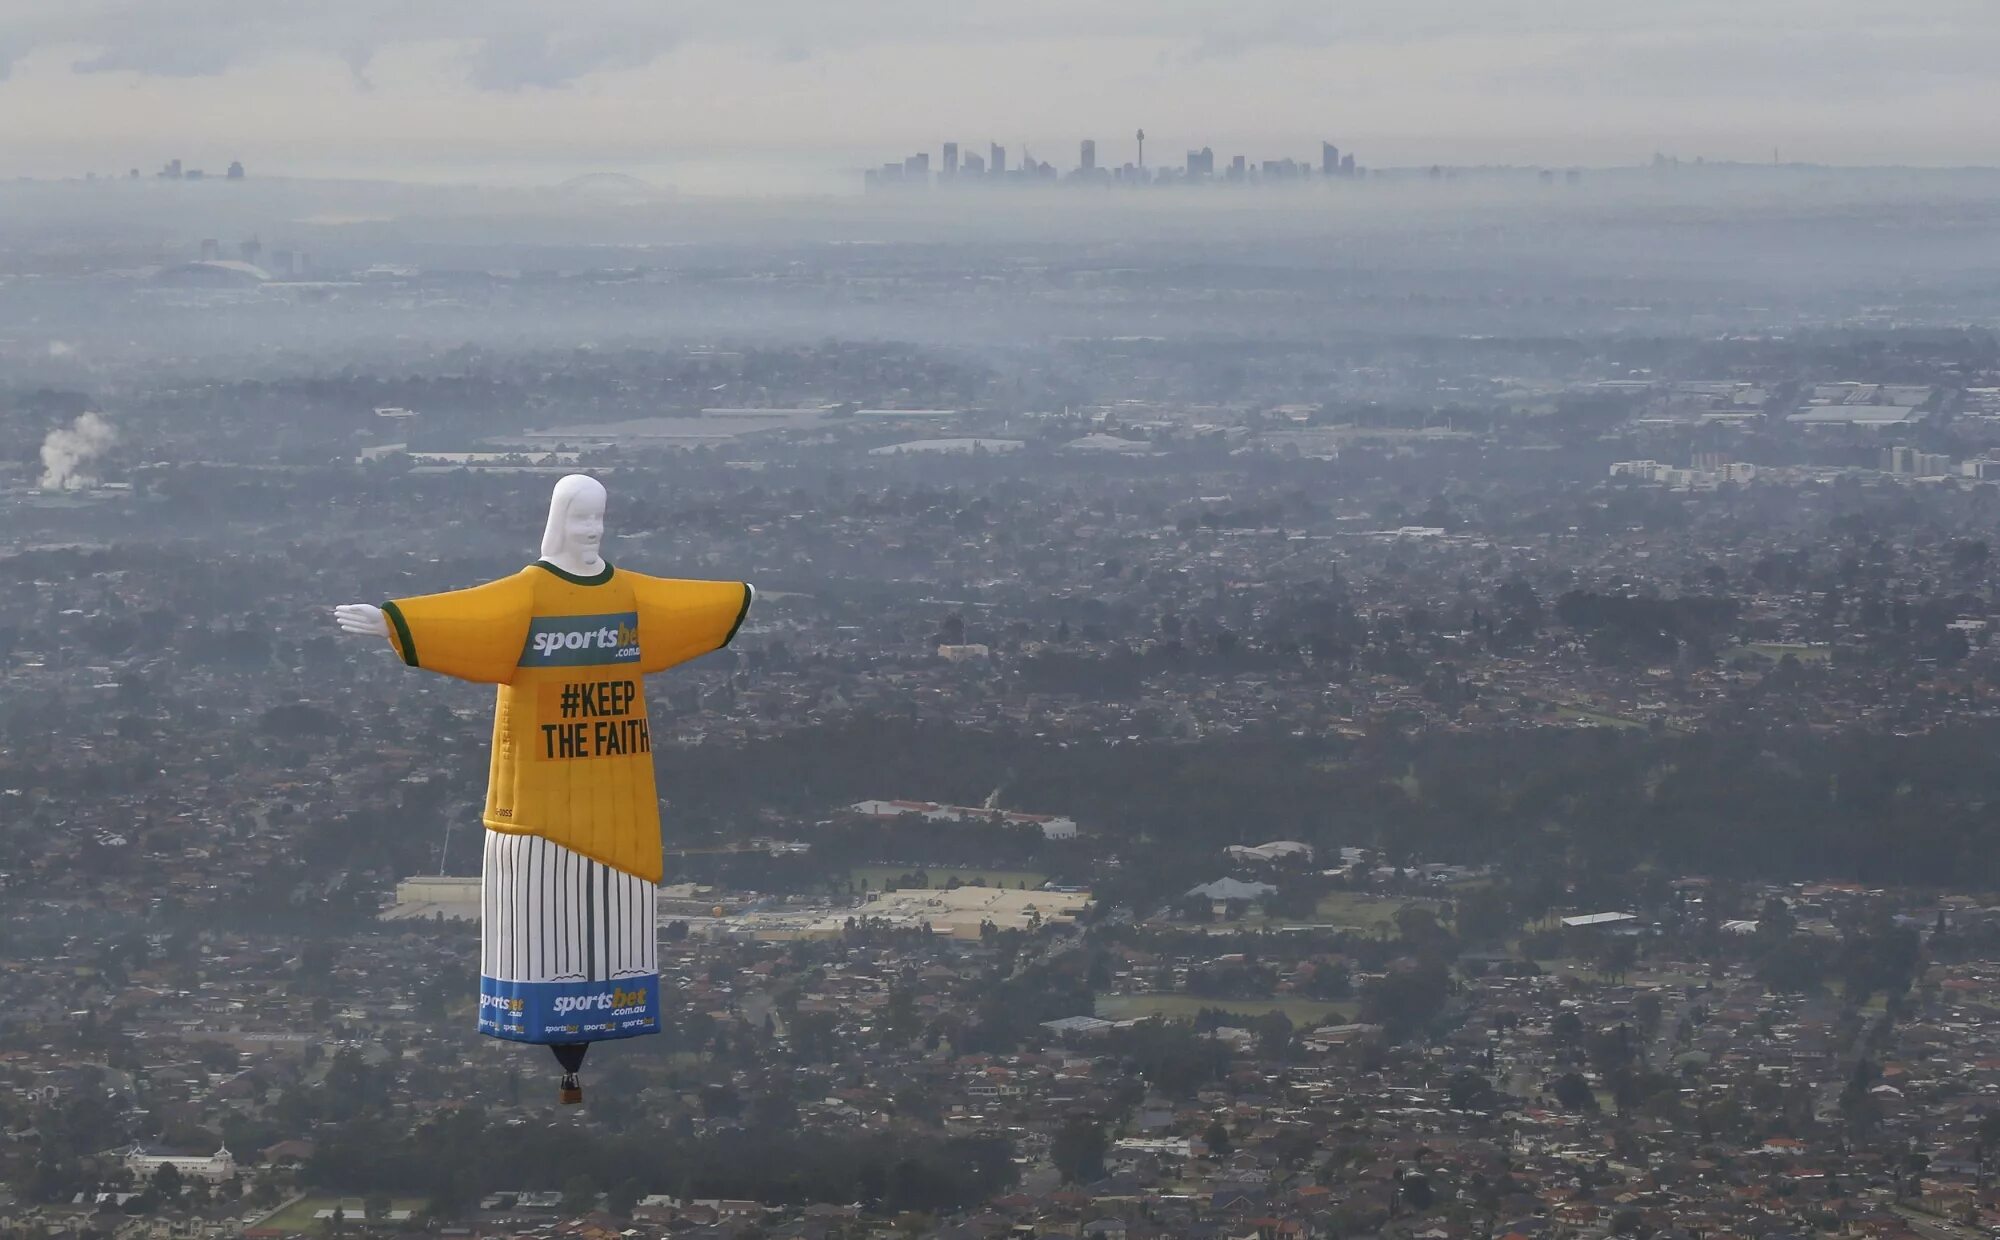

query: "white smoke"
xmin=39 ymin=412 xmax=118 ymax=492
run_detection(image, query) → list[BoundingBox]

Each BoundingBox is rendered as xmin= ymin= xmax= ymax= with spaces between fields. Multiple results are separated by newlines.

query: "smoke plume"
xmin=39 ymin=412 xmax=118 ymax=491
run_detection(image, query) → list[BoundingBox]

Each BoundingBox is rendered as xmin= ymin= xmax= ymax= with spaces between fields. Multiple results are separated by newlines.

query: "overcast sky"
xmin=1 ymin=1 xmax=1995 ymax=187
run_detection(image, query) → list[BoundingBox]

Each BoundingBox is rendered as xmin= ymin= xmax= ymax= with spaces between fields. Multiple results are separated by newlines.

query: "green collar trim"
xmin=533 ymin=559 xmax=615 ymax=586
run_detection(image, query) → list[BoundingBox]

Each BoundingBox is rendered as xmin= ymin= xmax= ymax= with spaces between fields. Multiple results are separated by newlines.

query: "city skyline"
xmin=863 ymin=133 xmax=1368 ymax=191
xmin=0 ymin=1 xmax=1994 ymax=189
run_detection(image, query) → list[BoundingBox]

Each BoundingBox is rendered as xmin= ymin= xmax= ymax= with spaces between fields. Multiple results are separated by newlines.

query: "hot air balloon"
xmin=336 ymin=475 xmax=751 ymax=1103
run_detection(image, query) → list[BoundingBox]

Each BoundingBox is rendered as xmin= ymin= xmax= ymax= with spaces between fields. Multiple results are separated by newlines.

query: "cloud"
xmin=72 ymin=41 xmax=235 ymax=77
xmin=1486 ymin=19 xmax=2000 ymax=104
xmin=462 ymin=26 xmax=679 ymax=91
xmin=5 ymin=0 xmax=1988 ymax=92
xmin=1 ymin=0 xmax=1996 ymax=170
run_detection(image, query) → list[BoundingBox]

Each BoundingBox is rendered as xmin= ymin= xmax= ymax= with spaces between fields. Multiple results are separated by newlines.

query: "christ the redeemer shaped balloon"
xmin=333 ymin=474 xmax=752 ymax=1104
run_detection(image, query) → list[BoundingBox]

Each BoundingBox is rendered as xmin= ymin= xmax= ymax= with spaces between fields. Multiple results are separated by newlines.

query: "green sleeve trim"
xmin=381 ymin=600 xmax=419 ymax=668
xmin=722 ymin=583 xmax=754 ymax=648
xmin=532 ymin=559 xmax=616 ymax=586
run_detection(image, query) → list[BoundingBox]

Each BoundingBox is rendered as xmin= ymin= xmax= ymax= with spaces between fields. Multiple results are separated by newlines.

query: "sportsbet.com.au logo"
xmin=552 ymin=987 xmax=650 ymax=1017
xmin=518 ymin=612 xmax=640 ymax=668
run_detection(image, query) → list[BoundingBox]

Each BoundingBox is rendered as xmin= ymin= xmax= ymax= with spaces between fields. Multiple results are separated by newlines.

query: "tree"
xmin=1455 ymin=884 xmax=1518 ymax=945
xmin=151 ymin=1163 xmax=184 ymax=1202
xmin=562 ymin=1174 xmax=599 ymax=1216
xmin=1394 ymin=904 xmax=1454 ymax=953
xmin=1446 ymin=1069 xmax=1497 ymax=1112
xmin=363 ymin=1193 xmax=390 ymax=1224
xmin=1203 ymin=1119 xmax=1233 ymax=1158
xmin=1551 ymin=1009 xmax=1584 ymax=1045
xmin=1360 ymin=962 xmax=1451 ymax=1042
xmin=1758 ymin=939 xmax=1827 ymax=995
xmin=1633 ymin=992 xmax=1663 ymax=1038
xmin=1551 ymin=1072 xmax=1599 ymax=1112
xmin=606 ymin=1180 xmax=643 ymax=1218
xmin=1596 ymin=936 xmax=1638 ymax=983
xmin=1756 ymin=896 xmax=1797 ymax=944
xmin=1901 ymin=1150 xmax=1930 ymax=1202
xmin=1952 ymin=539 xmax=1989 ymax=575
xmin=1050 ymin=1117 xmax=1107 ymax=1184
xmin=1586 ymin=1023 xmax=1636 ymax=1077
xmin=1253 ymin=1010 xmax=1294 ymax=1060
xmin=1840 ymin=1058 xmax=1881 ymax=1135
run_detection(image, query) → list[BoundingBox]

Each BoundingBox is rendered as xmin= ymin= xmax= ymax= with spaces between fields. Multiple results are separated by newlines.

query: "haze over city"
xmin=2 ymin=0 xmax=1997 ymax=189
xmin=10 ymin=4 xmax=2000 ymax=1239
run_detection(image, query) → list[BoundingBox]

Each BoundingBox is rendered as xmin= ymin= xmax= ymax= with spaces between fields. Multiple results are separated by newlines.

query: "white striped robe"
xmin=481 ymin=831 xmax=658 ymax=990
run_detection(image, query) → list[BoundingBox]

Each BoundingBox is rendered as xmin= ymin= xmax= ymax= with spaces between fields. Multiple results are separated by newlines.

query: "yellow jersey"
xmin=381 ymin=561 xmax=751 ymax=883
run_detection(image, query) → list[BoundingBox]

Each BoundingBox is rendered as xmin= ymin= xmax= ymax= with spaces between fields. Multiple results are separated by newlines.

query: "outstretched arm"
xmin=335 ymin=575 xmax=536 ymax=684
xmin=630 ymin=575 xmax=754 ymax=674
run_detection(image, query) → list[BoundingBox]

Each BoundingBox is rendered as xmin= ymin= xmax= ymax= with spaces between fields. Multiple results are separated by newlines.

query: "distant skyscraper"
xmin=865 ymin=137 xmax=1370 ymax=193
xmin=226 ymin=160 xmax=245 ymax=180
xmin=200 ymin=238 xmax=219 ymax=262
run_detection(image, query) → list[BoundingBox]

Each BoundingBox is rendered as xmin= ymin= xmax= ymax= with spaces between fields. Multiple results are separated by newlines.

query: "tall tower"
xmin=1136 ymin=128 xmax=1146 ymax=169
xmin=1080 ymin=139 xmax=1096 ymax=173
xmin=943 ymin=142 xmax=959 ymax=178
xmin=990 ymin=142 xmax=1007 ymax=176
xmin=1322 ymin=142 xmax=1339 ymax=176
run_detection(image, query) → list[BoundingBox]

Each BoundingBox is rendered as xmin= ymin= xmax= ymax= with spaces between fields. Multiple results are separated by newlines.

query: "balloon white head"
xmin=541 ymin=474 xmax=608 ymax=569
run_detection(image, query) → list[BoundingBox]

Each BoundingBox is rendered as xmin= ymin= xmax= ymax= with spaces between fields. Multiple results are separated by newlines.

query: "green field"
xmin=1095 ymin=993 xmax=1356 ymax=1024
xmin=1726 ymin=642 xmax=1832 ymax=665
xmin=1311 ymin=891 xmax=1445 ymax=932
xmin=1556 ymin=706 xmax=1646 ymax=730
xmin=1536 ymin=957 xmax=1712 ymax=989
xmin=256 ymin=1197 xmax=431 ymax=1232
xmin=846 ymin=866 xmax=1048 ymax=892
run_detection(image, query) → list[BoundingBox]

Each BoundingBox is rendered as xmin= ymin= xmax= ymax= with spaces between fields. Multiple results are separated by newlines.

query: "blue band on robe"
xmin=477 ymin=974 xmax=660 ymax=1044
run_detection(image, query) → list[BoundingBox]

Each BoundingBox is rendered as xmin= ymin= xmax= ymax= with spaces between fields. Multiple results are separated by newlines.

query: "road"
xmin=1894 ymin=1204 xmax=1985 ymax=1240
